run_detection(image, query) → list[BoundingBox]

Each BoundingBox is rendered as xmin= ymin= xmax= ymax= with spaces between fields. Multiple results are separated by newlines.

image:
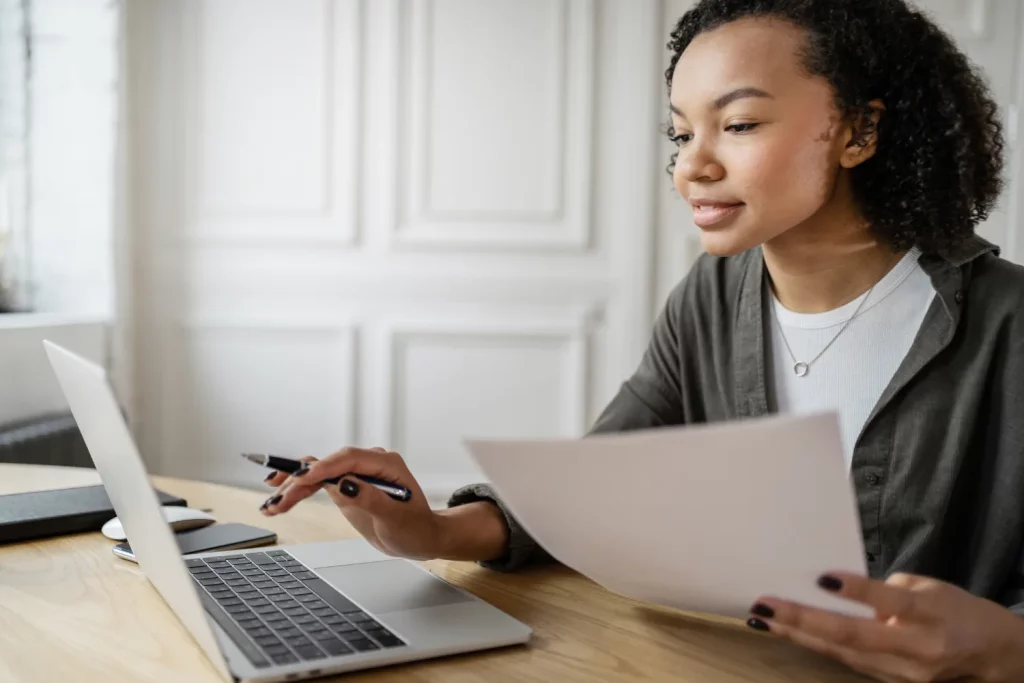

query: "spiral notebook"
xmin=0 ymin=484 xmax=187 ymax=543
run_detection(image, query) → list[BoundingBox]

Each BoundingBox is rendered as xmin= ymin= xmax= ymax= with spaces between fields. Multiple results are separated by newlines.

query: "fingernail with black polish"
xmin=750 ymin=603 xmax=774 ymax=619
xmin=340 ymin=479 xmax=360 ymax=498
xmin=818 ymin=574 xmax=843 ymax=592
xmin=294 ymin=465 xmax=310 ymax=477
xmin=264 ymin=472 xmax=276 ymax=482
xmin=747 ymin=617 xmax=770 ymax=632
xmin=264 ymin=495 xmax=283 ymax=508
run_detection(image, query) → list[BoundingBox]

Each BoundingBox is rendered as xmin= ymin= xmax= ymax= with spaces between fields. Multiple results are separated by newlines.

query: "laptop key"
xmin=264 ymin=644 xmax=290 ymax=656
xmin=296 ymin=594 xmax=321 ymax=603
xmin=292 ymin=571 xmax=317 ymax=581
xmin=320 ymin=638 xmax=354 ymax=656
xmin=247 ymin=552 xmax=276 ymax=565
xmin=219 ymin=598 xmax=243 ymax=607
xmin=349 ymin=612 xmax=371 ymax=623
xmin=294 ymin=645 xmax=326 ymax=660
xmin=313 ymin=629 xmax=338 ymax=640
xmin=253 ymin=580 xmax=276 ymax=588
xmin=302 ymin=578 xmax=363 ymax=614
xmin=321 ymin=615 xmax=345 ymax=625
xmin=348 ymin=638 xmax=379 ymax=652
xmin=245 ymin=597 xmax=270 ymax=606
xmin=283 ymin=607 xmax=308 ymax=617
xmin=222 ymin=555 xmax=246 ymax=563
xmin=254 ymin=635 xmax=281 ymax=648
xmin=262 ymin=587 xmax=285 ymax=596
xmin=269 ymin=622 xmax=294 ymax=633
xmin=293 ymin=615 xmax=317 ymax=625
xmin=268 ymin=594 xmax=292 ymax=603
xmin=279 ymin=581 xmax=302 ymax=589
xmin=267 ymin=550 xmax=292 ymax=558
xmin=276 ymin=599 xmax=299 ymax=609
xmin=226 ymin=604 xmax=251 ymax=615
xmin=376 ymin=634 xmax=404 ymax=648
xmin=247 ymin=627 xmax=272 ymax=638
xmin=254 ymin=604 xmax=280 ymax=615
xmin=185 ymin=559 xmax=206 ymax=567
xmin=278 ymin=627 xmax=302 ymax=638
xmin=330 ymin=622 xmax=357 ymax=633
xmin=311 ymin=608 xmax=335 ymax=618
xmin=270 ymin=652 xmax=298 ymax=665
xmin=237 ymin=617 xmax=261 ymax=628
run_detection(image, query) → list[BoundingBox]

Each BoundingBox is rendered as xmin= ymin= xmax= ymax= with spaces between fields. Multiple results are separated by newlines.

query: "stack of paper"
xmin=464 ymin=412 xmax=872 ymax=619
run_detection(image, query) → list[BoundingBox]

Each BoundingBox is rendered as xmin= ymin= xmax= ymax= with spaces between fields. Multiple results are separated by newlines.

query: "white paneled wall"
xmin=127 ymin=1 xmax=1023 ymax=501
xmin=129 ymin=0 xmax=663 ymax=500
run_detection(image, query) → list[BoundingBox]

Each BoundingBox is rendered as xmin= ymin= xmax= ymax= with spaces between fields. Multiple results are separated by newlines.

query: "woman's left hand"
xmin=747 ymin=571 xmax=1024 ymax=682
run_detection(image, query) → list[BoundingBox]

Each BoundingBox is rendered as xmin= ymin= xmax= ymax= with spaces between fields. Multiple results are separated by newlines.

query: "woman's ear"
xmin=840 ymin=99 xmax=885 ymax=169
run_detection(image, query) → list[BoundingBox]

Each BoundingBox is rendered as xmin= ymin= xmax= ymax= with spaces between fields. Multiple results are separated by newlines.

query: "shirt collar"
xmin=735 ymin=233 xmax=999 ymax=421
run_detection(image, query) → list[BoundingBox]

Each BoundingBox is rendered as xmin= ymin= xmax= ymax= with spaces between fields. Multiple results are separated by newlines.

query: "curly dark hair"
xmin=665 ymin=0 xmax=1004 ymax=254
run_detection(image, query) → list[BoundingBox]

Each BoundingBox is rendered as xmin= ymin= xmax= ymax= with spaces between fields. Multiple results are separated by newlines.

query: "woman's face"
xmin=670 ymin=17 xmax=862 ymax=256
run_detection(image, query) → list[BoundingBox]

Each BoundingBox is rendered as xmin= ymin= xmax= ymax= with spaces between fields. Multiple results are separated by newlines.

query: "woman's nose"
xmin=674 ymin=143 xmax=725 ymax=187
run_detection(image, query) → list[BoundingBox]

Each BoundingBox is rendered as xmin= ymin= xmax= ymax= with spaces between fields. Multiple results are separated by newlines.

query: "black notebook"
xmin=0 ymin=484 xmax=187 ymax=544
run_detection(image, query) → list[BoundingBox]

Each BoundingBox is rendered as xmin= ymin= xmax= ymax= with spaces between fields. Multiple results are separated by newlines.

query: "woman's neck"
xmin=763 ymin=215 xmax=904 ymax=314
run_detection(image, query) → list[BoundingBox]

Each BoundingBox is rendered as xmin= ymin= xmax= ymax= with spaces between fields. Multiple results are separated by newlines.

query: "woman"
xmin=259 ymin=1 xmax=1024 ymax=680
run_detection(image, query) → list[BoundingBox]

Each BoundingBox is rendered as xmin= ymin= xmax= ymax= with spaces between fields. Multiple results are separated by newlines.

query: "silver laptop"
xmin=43 ymin=340 xmax=531 ymax=682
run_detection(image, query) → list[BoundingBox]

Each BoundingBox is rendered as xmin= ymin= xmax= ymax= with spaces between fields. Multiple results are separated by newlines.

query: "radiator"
xmin=0 ymin=413 xmax=92 ymax=468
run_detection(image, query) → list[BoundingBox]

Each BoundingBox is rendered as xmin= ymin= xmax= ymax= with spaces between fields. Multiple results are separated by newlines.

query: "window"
xmin=0 ymin=0 xmax=121 ymax=315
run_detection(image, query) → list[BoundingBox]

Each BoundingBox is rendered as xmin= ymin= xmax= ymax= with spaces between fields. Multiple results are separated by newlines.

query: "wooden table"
xmin=0 ymin=464 xmax=868 ymax=682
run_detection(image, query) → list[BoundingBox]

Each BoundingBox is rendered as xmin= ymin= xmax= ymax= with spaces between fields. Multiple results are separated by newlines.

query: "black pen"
xmin=241 ymin=453 xmax=412 ymax=502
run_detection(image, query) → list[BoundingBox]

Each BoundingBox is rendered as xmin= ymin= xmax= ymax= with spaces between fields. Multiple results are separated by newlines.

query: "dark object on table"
xmin=0 ymin=484 xmax=187 ymax=543
xmin=0 ymin=413 xmax=91 ymax=468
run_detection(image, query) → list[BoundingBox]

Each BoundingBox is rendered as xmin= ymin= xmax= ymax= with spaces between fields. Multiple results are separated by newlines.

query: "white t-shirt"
xmin=769 ymin=248 xmax=936 ymax=467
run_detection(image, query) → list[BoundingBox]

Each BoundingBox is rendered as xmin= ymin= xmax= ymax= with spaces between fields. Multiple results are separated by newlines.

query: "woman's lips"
xmin=691 ymin=203 xmax=744 ymax=228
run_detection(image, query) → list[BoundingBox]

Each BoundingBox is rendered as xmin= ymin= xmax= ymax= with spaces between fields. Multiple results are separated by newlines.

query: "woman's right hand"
xmin=258 ymin=447 xmax=509 ymax=563
xmin=259 ymin=447 xmax=444 ymax=560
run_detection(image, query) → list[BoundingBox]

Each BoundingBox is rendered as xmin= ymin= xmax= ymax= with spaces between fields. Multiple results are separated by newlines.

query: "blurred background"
xmin=0 ymin=0 xmax=1021 ymax=502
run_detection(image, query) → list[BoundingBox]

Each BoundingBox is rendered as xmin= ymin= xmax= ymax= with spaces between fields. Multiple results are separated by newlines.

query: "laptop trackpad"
xmin=318 ymin=561 xmax=474 ymax=615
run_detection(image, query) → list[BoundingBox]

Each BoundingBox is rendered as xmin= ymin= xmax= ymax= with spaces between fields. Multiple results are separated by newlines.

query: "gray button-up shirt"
xmin=449 ymin=235 xmax=1024 ymax=614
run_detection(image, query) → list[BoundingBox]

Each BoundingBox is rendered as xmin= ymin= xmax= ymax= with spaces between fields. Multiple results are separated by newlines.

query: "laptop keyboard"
xmin=188 ymin=549 xmax=406 ymax=668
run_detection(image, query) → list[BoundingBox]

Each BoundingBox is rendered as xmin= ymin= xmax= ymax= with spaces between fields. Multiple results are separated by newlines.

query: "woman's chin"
xmin=698 ymin=227 xmax=764 ymax=258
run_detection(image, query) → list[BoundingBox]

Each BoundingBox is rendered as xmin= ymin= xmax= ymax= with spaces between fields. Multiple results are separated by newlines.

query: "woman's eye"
xmin=671 ymin=133 xmax=693 ymax=145
xmin=726 ymin=122 xmax=759 ymax=134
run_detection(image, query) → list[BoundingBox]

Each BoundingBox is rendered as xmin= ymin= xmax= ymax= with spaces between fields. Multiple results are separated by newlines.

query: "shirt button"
xmin=954 ymin=290 xmax=965 ymax=304
xmin=866 ymin=473 xmax=881 ymax=486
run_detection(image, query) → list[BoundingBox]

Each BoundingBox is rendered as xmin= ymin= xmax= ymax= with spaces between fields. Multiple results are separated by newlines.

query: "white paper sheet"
xmin=464 ymin=412 xmax=873 ymax=619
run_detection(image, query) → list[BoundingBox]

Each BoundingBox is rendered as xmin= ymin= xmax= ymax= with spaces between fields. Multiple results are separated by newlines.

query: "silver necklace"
xmin=772 ymin=283 xmax=877 ymax=378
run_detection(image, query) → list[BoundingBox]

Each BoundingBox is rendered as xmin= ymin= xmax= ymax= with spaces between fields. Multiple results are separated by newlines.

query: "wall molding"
xmin=156 ymin=319 xmax=358 ymax=473
xmin=371 ymin=306 xmax=599 ymax=468
xmin=393 ymin=0 xmax=594 ymax=251
xmin=180 ymin=0 xmax=362 ymax=246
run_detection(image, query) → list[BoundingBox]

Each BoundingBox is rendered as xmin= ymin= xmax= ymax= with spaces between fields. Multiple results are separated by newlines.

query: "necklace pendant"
xmin=793 ymin=362 xmax=809 ymax=377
